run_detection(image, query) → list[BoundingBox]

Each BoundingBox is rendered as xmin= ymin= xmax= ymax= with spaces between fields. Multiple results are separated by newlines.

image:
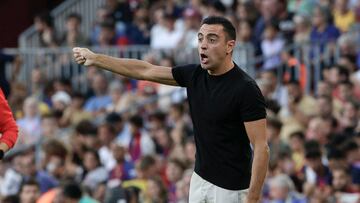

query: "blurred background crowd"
xmin=0 ymin=0 xmax=360 ymax=202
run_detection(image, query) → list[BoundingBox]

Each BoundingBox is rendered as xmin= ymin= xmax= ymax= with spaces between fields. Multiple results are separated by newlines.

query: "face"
xmin=111 ymin=144 xmax=125 ymax=162
xmin=147 ymin=179 xmax=161 ymax=199
xmin=339 ymin=84 xmax=352 ymax=101
xmin=332 ymin=169 xmax=348 ymax=191
xmin=238 ymin=21 xmax=252 ymax=41
xmin=306 ymin=157 xmax=322 ymax=171
xmin=316 ymin=98 xmax=332 ymax=117
xmin=20 ymin=185 xmax=40 ymax=203
xmin=92 ymin=74 xmax=108 ymax=94
xmin=198 ymin=24 xmax=235 ymax=74
xmin=312 ymin=7 xmax=326 ymax=27
xmin=289 ymin=136 xmax=303 ymax=152
xmin=166 ymin=162 xmax=183 ymax=183
xmin=287 ymin=84 xmax=302 ymax=102
xmin=98 ymin=126 xmax=115 ymax=145
xmin=84 ymin=152 xmax=99 ymax=171
xmin=317 ymin=82 xmax=331 ymax=96
xmin=66 ymin=18 xmax=80 ymax=31
xmin=269 ymin=184 xmax=288 ymax=200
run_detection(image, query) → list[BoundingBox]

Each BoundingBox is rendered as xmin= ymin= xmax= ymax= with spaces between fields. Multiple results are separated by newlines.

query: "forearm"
xmin=94 ymin=54 xmax=151 ymax=80
xmin=248 ymin=144 xmax=269 ymax=201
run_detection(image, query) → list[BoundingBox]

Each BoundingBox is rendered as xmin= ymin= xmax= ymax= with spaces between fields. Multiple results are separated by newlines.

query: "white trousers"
xmin=189 ymin=172 xmax=249 ymax=203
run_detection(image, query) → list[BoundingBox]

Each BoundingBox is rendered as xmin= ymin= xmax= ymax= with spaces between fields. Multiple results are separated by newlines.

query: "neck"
xmin=207 ymin=58 xmax=234 ymax=75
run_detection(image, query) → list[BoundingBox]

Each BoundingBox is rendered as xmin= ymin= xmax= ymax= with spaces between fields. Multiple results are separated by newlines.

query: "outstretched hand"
xmin=73 ymin=47 xmax=96 ymax=66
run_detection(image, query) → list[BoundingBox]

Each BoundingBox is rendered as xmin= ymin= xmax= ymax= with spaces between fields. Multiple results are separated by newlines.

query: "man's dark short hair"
xmin=201 ymin=16 xmax=236 ymax=41
xmin=62 ymin=181 xmax=82 ymax=200
xmin=20 ymin=178 xmax=40 ymax=193
xmin=66 ymin=13 xmax=82 ymax=23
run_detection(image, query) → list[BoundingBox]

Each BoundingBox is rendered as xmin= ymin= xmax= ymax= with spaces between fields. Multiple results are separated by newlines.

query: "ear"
xmin=226 ymin=40 xmax=236 ymax=55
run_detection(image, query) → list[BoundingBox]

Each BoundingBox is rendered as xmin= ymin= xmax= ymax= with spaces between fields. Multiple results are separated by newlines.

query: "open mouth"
xmin=200 ymin=53 xmax=209 ymax=64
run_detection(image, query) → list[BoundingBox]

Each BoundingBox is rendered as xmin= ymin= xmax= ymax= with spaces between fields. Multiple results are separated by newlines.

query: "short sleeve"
xmin=240 ymin=81 xmax=267 ymax=122
xmin=171 ymin=64 xmax=198 ymax=87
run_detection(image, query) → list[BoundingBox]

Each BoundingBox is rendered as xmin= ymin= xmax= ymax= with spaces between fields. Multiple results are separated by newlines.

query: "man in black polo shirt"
xmin=73 ymin=16 xmax=269 ymax=203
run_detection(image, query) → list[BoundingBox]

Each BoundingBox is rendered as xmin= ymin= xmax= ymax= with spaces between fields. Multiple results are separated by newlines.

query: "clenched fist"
xmin=72 ymin=47 xmax=96 ymax=66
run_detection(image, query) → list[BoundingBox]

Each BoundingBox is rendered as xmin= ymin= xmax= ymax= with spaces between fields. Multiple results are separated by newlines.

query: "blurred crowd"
xmin=1 ymin=0 xmax=360 ymax=203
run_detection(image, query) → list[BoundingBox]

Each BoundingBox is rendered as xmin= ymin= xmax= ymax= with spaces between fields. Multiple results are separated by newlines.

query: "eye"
xmin=209 ymin=38 xmax=216 ymax=43
xmin=198 ymin=37 xmax=203 ymax=42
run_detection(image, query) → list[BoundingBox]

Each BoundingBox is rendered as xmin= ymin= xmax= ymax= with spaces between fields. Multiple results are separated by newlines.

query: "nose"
xmin=200 ymin=40 xmax=207 ymax=50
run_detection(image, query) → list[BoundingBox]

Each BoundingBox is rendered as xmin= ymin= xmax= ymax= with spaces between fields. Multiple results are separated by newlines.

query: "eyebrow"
xmin=197 ymin=33 xmax=220 ymax=38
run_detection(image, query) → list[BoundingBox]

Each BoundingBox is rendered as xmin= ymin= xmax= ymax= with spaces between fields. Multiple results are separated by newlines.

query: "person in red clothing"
xmin=0 ymin=88 xmax=18 ymax=160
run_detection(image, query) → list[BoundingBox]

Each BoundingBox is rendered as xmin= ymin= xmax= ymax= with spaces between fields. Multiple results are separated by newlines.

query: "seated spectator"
xmin=98 ymin=19 xmax=117 ymax=47
xmin=82 ymin=149 xmax=109 ymax=193
xmin=289 ymin=131 xmax=306 ymax=173
xmin=267 ymin=117 xmax=290 ymax=163
xmin=264 ymin=174 xmax=307 ymax=203
xmin=235 ymin=1 xmax=259 ymax=25
xmin=60 ymin=13 xmax=89 ymax=47
xmin=303 ymin=145 xmax=332 ymax=196
xmin=310 ymin=5 xmax=340 ymax=53
xmin=141 ymin=176 xmax=168 ymax=203
xmin=84 ymin=73 xmax=112 ymax=116
xmin=333 ymin=0 xmax=355 ymax=32
xmin=126 ymin=115 xmax=155 ymax=162
xmin=287 ymin=0 xmax=315 ymax=16
xmin=34 ymin=11 xmax=59 ymax=48
xmin=165 ymin=158 xmax=186 ymax=203
xmin=60 ymin=92 xmax=91 ymax=127
xmin=98 ymin=123 xmax=118 ymax=171
xmin=332 ymin=167 xmax=359 ymax=193
xmin=19 ymin=179 xmax=40 ymax=203
xmin=176 ymin=7 xmax=201 ymax=50
xmin=341 ymin=140 xmax=360 ymax=185
xmin=126 ymin=6 xmax=151 ymax=45
xmin=261 ymin=20 xmax=285 ymax=70
xmin=0 ymin=155 xmax=23 ymax=196
xmin=150 ymin=12 xmax=183 ymax=49
xmin=108 ymin=143 xmax=135 ymax=183
xmin=53 ymin=181 xmax=98 ymax=203
xmin=17 ymin=97 xmax=42 ymax=145
xmin=293 ymin=14 xmax=312 ymax=44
